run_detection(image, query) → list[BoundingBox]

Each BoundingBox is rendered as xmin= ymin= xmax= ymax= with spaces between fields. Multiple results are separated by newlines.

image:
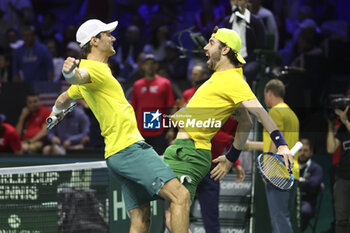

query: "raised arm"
xmin=62 ymin=57 xmax=91 ymax=84
xmin=327 ymin=120 xmax=341 ymax=154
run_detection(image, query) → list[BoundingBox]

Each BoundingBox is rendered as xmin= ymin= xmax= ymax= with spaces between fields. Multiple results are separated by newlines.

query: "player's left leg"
xmin=129 ymin=203 xmax=151 ymax=233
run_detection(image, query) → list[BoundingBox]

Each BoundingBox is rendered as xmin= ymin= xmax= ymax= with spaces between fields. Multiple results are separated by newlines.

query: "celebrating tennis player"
xmin=162 ymin=26 xmax=294 ymax=231
xmin=49 ymin=19 xmax=191 ymax=233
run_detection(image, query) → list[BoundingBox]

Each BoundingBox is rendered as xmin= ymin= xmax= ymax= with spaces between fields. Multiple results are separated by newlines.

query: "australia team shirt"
xmin=67 ymin=59 xmax=143 ymax=158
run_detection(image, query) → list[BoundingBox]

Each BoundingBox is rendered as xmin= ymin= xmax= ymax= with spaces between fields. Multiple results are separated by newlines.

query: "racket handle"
xmin=290 ymin=141 xmax=303 ymax=155
xmin=46 ymin=116 xmax=58 ymax=124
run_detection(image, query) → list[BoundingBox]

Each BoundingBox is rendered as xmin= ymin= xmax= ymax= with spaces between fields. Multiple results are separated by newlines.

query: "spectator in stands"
xmin=46 ymin=39 xmax=64 ymax=82
xmin=179 ymin=64 xmax=210 ymax=106
xmin=2 ymin=28 xmax=23 ymax=82
xmin=222 ymin=0 xmax=266 ymax=85
xmin=0 ymin=114 xmax=22 ymax=154
xmin=298 ymin=138 xmax=323 ymax=231
xmin=131 ymin=54 xmax=176 ymax=154
xmin=114 ymin=25 xmax=144 ymax=80
xmin=248 ymin=0 xmax=279 ymax=51
xmin=0 ymin=0 xmax=33 ymax=31
xmin=0 ymin=52 xmax=11 ymax=83
xmin=279 ymin=6 xmax=320 ymax=66
xmin=194 ymin=0 xmax=223 ymax=39
xmin=160 ymin=40 xmax=188 ymax=81
xmin=327 ymin=103 xmax=350 ymax=233
xmin=12 ymin=26 xmax=54 ymax=81
xmin=5 ymin=28 xmax=24 ymax=52
xmin=37 ymin=12 xmax=63 ymax=44
xmin=138 ymin=0 xmax=160 ymax=27
xmin=179 ymin=64 xmax=245 ymax=233
xmin=290 ymin=25 xmax=322 ymax=68
xmin=43 ymin=106 xmax=90 ymax=155
xmin=124 ymin=52 xmax=146 ymax=84
xmin=66 ymin=41 xmax=81 ymax=59
xmin=143 ymin=25 xmax=170 ymax=62
xmin=62 ymin=24 xmax=78 ymax=49
xmin=16 ymin=92 xmax=51 ymax=153
xmin=244 ymin=79 xmax=300 ymax=233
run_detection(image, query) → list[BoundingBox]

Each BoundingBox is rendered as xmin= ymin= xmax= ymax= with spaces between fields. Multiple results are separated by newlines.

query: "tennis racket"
xmin=256 ymin=141 xmax=303 ymax=191
xmin=46 ymin=102 xmax=77 ymax=131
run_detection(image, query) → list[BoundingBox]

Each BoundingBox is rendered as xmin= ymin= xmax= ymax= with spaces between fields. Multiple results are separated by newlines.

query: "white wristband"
xmin=52 ymin=105 xmax=63 ymax=114
xmin=62 ymin=69 xmax=75 ymax=79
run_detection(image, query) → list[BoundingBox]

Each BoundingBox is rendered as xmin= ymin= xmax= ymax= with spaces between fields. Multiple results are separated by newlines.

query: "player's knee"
xmin=129 ymin=204 xmax=151 ymax=230
xmin=130 ymin=219 xmax=151 ymax=232
xmin=175 ymin=186 xmax=190 ymax=206
xmin=130 ymin=213 xmax=151 ymax=231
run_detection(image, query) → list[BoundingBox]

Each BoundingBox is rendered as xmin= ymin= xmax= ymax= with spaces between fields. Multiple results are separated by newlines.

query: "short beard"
xmin=208 ymin=50 xmax=221 ymax=70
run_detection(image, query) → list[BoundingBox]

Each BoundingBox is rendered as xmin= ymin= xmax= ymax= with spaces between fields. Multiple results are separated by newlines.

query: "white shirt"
xmin=229 ymin=10 xmax=251 ymax=58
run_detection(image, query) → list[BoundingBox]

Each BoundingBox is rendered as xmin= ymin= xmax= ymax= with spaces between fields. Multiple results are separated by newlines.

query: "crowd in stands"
xmin=0 ymin=0 xmax=347 ymax=151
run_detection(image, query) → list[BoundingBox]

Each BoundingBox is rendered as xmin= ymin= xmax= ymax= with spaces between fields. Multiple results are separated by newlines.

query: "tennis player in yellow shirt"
xmin=49 ymin=19 xmax=191 ymax=233
xmin=162 ymin=26 xmax=294 ymax=231
xmin=244 ymin=79 xmax=300 ymax=233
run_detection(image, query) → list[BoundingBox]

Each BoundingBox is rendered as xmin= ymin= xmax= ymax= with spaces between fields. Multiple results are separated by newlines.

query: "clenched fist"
xmin=62 ymin=57 xmax=80 ymax=75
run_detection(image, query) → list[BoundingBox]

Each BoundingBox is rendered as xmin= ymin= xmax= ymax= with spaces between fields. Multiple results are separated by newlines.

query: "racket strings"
xmin=259 ymin=155 xmax=292 ymax=190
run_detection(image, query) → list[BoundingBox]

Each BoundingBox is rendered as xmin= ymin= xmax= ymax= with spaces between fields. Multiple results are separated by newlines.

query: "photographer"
xmin=327 ymin=101 xmax=350 ymax=233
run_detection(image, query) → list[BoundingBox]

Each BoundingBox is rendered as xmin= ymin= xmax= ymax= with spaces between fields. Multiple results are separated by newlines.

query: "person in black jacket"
xmin=222 ymin=0 xmax=266 ymax=86
xmin=298 ymin=138 xmax=323 ymax=231
xmin=327 ymin=104 xmax=350 ymax=233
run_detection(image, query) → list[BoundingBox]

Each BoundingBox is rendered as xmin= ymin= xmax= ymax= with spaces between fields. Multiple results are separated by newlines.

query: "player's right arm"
xmin=49 ymin=91 xmax=75 ymax=119
xmin=240 ymin=98 xmax=293 ymax=168
xmin=62 ymin=57 xmax=91 ymax=84
xmin=55 ymin=91 xmax=75 ymax=111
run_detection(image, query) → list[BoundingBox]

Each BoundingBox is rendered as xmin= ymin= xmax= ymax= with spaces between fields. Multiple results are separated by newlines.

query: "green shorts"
xmin=163 ymin=139 xmax=211 ymax=200
xmin=107 ymin=141 xmax=176 ymax=211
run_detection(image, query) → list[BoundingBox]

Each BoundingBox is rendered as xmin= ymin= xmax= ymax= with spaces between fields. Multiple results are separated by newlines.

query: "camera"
xmin=327 ymin=95 xmax=350 ymax=120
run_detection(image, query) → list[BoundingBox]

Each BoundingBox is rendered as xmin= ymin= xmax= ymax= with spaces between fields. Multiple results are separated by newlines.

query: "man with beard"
xmin=162 ymin=26 xmax=293 ymax=232
xmin=298 ymin=138 xmax=323 ymax=231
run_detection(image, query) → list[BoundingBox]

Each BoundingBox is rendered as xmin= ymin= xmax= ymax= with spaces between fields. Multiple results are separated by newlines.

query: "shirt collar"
xmin=230 ymin=9 xmax=251 ymax=24
xmin=239 ymin=9 xmax=251 ymax=24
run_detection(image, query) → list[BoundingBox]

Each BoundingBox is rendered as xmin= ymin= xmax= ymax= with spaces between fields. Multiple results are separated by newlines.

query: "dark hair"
xmin=264 ymin=79 xmax=285 ymax=98
xmin=26 ymin=91 xmax=39 ymax=98
xmin=217 ymin=41 xmax=241 ymax=66
xmin=300 ymin=138 xmax=313 ymax=153
xmin=81 ymin=33 xmax=101 ymax=59
xmin=213 ymin=26 xmax=242 ymax=67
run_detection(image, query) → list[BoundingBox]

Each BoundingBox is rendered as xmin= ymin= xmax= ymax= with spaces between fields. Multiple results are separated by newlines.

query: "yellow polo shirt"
xmin=263 ymin=103 xmax=300 ymax=179
xmin=67 ymin=59 xmax=143 ymax=158
xmin=172 ymin=68 xmax=256 ymax=150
